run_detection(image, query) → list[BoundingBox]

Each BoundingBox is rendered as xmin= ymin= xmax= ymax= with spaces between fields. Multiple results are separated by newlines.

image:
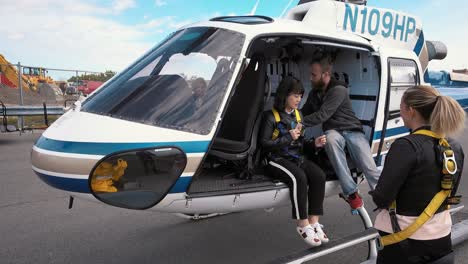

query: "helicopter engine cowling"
xmin=426 ymin=40 xmax=448 ymax=61
xmin=418 ymin=40 xmax=448 ymax=72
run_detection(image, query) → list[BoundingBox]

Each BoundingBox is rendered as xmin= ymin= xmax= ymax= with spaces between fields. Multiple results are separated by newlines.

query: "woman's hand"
xmin=289 ymin=129 xmax=301 ymax=141
xmin=315 ymin=135 xmax=327 ymax=148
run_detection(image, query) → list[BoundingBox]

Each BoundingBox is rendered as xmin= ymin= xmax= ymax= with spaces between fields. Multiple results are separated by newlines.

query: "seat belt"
xmin=379 ymin=129 xmax=459 ymax=248
xmin=271 ymin=108 xmax=301 ymax=140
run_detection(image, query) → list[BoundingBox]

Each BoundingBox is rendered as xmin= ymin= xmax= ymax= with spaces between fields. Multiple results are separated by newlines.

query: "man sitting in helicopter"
xmin=260 ymin=76 xmax=329 ymax=247
xmin=188 ymin=77 xmax=208 ymax=112
xmin=301 ymin=55 xmax=380 ymax=210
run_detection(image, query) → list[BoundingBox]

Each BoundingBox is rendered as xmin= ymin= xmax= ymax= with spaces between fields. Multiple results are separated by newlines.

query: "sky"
xmin=0 ymin=0 xmax=467 ymax=80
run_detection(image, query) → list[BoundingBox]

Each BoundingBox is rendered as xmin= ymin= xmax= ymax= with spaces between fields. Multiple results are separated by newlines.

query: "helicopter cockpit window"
xmin=159 ymin=53 xmax=217 ymax=79
xmin=82 ymin=27 xmax=245 ymax=135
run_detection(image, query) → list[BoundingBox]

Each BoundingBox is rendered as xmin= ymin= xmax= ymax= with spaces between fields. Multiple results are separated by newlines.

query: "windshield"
xmin=82 ymin=27 xmax=245 ymax=135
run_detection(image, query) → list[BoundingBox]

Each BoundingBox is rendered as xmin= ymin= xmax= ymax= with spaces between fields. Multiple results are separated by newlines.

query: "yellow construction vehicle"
xmin=0 ymin=54 xmax=31 ymax=90
xmin=23 ymin=66 xmax=54 ymax=88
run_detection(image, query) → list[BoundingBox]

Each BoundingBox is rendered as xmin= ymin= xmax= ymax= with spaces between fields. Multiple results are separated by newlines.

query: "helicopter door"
xmin=377 ymin=58 xmax=419 ymax=165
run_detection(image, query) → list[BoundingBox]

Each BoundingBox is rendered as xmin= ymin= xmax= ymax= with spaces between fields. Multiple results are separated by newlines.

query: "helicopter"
xmin=31 ymin=0 xmax=450 ymax=221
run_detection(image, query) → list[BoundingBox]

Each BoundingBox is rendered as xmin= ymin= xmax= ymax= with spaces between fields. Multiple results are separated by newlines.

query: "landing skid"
xmin=174 ymin=213 xmax=228 ymax=220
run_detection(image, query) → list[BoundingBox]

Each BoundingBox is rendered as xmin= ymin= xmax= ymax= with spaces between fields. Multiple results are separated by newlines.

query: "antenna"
xmin=249 ymin=0 xmax=261 ymax=15
xmin=280 ymin=0 xmax=295 ymax=17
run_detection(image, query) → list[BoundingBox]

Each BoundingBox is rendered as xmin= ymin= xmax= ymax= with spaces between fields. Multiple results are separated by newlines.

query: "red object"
xmin=0 ymin=73 xmax=17 ymax=88
xmin=77 ymin=80 xmax=103 ymax=95
xmin=347 ymin=192 xmax=363 ymax=209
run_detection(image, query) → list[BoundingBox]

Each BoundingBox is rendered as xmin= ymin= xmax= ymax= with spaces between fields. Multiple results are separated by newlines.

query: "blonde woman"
xmin=370 ymin=86 xmax=465 ymax=263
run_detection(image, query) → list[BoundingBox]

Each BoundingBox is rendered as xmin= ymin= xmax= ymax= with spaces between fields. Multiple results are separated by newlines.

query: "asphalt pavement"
xmin=1 ymin=126 xmax=468 ymax=264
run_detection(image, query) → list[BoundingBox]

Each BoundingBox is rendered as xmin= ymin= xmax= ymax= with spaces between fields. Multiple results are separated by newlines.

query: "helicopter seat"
xmin=209 ymin=55 xmax=267 ymax=172
xmin=211 ymin=138 xmax=249 ymax=154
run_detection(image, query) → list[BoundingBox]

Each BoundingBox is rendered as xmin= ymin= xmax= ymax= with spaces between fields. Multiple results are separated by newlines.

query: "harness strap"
xmin=381 ymin=190 xmax=451 ymax=247
xmin=413 ymin=130 xmax=457 ymax=177
xmin=380 ymin=129 xmax=457 ymax=247
xmin=413 ymin=129 xmax=452 ymax=148
xmin=295 ymin=109 xmax=302 ymax=123
xmin=388 ymin=201 xmax=401 ymax=233
xmin=271 ymin=108 xmax=301 ymax=140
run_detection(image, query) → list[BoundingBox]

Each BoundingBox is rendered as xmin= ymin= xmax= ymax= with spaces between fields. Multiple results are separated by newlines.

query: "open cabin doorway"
xmin=187 ymin=35 xmax=381 ymax=198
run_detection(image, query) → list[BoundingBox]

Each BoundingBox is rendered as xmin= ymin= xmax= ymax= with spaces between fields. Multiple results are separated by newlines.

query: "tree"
xmin=68 ymin=70 xmax=116 ymax=82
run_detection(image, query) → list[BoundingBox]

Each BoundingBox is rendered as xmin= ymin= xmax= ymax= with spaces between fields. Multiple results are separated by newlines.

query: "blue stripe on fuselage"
xmin=413 ymin=31 xmax=425 ymax=56
xmin=35 ymin=136 xmax=210 ymax=155
xmin=373 ymin=126 xmax=410 ymax=140
xmin=459 ymin=98 xmax=468 ymax=109
xmin=34 ymin=170 xmax=191 ymax=194
xmin=35 ymin=172 xmax=91 ymax=193
xmin=170 ymin=177 xmax=193 ymax=193
xmin=449 ymin=97 xmax=468 ymax=110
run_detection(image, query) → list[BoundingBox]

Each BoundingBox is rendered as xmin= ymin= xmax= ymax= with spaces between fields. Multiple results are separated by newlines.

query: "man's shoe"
xmin=296 ymin=225 xmax=322 ymax=247
xmin=347 ymin=192 xmax=363 ymax=209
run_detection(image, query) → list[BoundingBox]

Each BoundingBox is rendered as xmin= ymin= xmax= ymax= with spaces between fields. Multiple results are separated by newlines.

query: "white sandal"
xmin=296 ymin=225 xmax=322 ymax=247
xmin=313 ymin=223 xmax=329 ymax=244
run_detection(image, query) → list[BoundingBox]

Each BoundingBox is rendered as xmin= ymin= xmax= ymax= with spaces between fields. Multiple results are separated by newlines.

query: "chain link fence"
xmin=0 ymin=62 xmax=113 ymax=131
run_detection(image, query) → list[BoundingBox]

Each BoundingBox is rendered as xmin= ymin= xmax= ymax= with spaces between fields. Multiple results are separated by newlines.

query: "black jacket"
xmin=260 ymin=110 xmax=317 ymax=162
xmin=370 ymin=127 xmax=465 ymax=216
xmin=302 ymin=79 xmax=363 ymax=132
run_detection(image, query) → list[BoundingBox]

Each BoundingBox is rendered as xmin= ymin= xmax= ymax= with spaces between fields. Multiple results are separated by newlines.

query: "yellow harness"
xmin=379 ymin=129 xmax=459 ymax=247
xmin=271 ymin=108 xmax=301 ymax=140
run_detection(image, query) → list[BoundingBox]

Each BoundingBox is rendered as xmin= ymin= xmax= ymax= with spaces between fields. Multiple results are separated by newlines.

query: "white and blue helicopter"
xmin=31 ymin=0 xmax=455 ymax=221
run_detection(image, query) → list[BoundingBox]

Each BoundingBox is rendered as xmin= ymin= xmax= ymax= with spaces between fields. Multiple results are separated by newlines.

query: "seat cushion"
xmin=211 ymin=137 xmax=249 ymax=154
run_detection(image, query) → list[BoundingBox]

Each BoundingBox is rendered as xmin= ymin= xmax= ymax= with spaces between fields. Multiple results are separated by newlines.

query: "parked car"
xmin=77 ymin=80 xmax=104 ymax=95
xmin=66 ymin=85 xmax=78 ymax=95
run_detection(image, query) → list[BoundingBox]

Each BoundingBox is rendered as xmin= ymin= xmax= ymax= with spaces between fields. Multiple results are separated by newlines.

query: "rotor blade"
xmin=249 ymin=0 xmax=260 ymax=15
xmin=280 ymin=0 xmax=296 ymax=17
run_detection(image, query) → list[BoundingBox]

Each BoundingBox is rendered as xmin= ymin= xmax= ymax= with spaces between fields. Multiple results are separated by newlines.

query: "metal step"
xmin=449 ymin=204 xmax=465 ymax=215
xmin=268 ymin=228 xmax=380 ymax=264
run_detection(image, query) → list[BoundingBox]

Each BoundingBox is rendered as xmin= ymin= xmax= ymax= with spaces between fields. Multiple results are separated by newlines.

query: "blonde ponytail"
xmin=403 ymin=85 xmax=465 ymax=137
xmin=431 ymin=95 xmax=466 ymax=136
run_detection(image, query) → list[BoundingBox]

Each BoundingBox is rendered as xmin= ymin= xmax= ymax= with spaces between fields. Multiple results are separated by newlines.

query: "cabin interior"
xmin=187 ymin=35 xmax=381 ymax=197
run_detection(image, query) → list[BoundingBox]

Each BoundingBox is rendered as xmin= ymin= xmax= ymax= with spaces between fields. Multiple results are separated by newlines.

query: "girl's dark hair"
xmin=273 ymin=76 xmax=305 ymax=111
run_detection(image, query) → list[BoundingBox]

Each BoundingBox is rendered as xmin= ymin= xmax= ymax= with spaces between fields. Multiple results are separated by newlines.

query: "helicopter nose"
xmin=31 ymin=134 xmax=204 ymax=203
xmin=31 ymin=143 xmax=98 ymax=193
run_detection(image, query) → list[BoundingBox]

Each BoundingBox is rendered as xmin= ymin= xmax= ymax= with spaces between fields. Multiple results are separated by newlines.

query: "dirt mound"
xmin=0 ymin=84 xmax=43 ymax=105
xmin=0 ymin=83 xmax=72 ymax=106
xmin=37 ymin=83 xmax=64 ymax=104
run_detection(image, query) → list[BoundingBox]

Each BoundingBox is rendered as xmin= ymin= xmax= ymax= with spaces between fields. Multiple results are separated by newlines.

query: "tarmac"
xmin=1 ymin=126 xmax=468 ymax=264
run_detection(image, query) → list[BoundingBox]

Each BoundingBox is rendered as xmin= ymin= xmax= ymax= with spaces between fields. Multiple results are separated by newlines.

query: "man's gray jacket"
xmin=301 ymin=79 xmax=363 ymax=132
